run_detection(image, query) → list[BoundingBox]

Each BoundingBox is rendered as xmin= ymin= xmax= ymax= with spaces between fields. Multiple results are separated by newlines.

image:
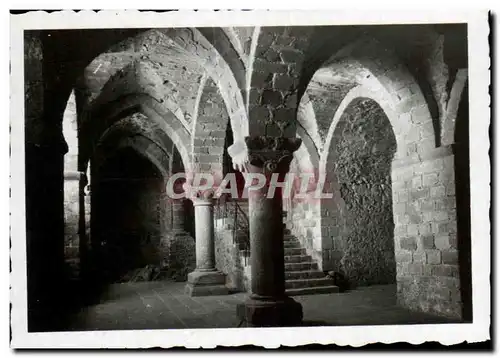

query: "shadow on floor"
xmin=29 ymin=281 xmax=460 ymax=332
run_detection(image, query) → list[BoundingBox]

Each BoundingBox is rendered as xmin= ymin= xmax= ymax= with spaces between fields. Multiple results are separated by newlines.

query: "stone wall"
xmin=392 ymin=148 xmax=461 ymax=318
xmin=321 ymin=98 xmax=397 ymax=286
xmin=92 ymin=149 xmax=168 ymax=282
xmin=248 ymin=27 xmax=313 ymax=136
xmin=213 ymin=199 xmax=251 ymax=292
xmin=63 ymin=91 xmax=81 ymax=272
xmin=160 ymin=199 xmax=196 ymax=282
xmin=286 ymin=194 xmax=323 ymax=270
xmin=63 ymin=177 xmax=80 ymax=260
xmin=214 ymin=223 xmax=251 ymax=292
xmin=24 ymin=31 xmax=44 ymax=146
xmin=161 ymin=233 xmax=196 ymax=282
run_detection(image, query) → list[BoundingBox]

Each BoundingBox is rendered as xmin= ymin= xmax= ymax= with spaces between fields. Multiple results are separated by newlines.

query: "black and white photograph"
xmin=9 ymin=9 xmax=490 ymax=348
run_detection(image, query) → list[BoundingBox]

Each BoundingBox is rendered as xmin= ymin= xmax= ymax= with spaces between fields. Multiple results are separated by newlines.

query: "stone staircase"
xmin=283 ymin=228 xmax=339 ymax=296
xmin=220 ymin=202 xmax=338 ymax=296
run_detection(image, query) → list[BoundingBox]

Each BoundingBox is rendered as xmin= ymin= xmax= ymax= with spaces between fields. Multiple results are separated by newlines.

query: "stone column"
xmin=25 ymin=125 xmax=69 ymax=331
xmin=185 ymin=189 xmax=228 ymax=296
xmin=233 ymin=136 xmax=303 ymax=327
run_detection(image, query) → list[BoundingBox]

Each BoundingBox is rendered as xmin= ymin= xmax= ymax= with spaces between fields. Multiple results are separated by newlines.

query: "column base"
xmin=185 ymin=269 xmax=229 ymax=296
xmin=237 ymin=295 xmax=303 ymax=327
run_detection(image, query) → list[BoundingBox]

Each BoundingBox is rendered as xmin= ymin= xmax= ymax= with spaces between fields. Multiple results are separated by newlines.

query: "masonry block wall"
xmin=284 ymin=144 xmax=324 ymax=270
xmin=214 ymin=225 xmax=251 ymax=292
xmin=161 ymin=199 xmax=196 ymax=282
xmin=286 ymin=192 xmax=323 ymax=271
xmin=92 ymin=149 xmax=167 ymax=282
xmin=248 ymin=27 xmax=313 ymax=136
xmin=63 ymin=178 xmax=80 ymax=267
xmin=392 ymin=149 xmax=460 ymax=317
xmin=290 ymin=200 xmax=323 ymax=268
xmin=192 ymin=78 xmax=228 ymax=178
xmin=37 ymin=27 xmax=469 ymax=323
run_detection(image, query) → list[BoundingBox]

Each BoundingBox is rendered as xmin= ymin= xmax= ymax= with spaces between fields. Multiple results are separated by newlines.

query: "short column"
xmin=185 ymin=189 xmax=228 ymax=296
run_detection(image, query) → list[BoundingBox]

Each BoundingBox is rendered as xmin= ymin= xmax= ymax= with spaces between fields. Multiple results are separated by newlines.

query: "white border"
xmin=9 ymin=10 xmax=491 ymax=348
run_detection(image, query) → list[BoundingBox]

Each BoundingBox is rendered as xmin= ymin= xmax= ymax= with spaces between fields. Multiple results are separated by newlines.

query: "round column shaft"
xmin=184 ymin=188 xmax=228 ymax=296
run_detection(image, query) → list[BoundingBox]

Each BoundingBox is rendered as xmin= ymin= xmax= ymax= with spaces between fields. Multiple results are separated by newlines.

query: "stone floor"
xmin=66 ymin=282 xmax=457 ymax=331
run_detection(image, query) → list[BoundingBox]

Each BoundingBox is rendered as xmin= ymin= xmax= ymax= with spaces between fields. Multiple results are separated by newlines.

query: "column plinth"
xmin=185 ymin=190 xmax=228 ymax=296
xmin=232 ymin=136 xmax=303 ymax=327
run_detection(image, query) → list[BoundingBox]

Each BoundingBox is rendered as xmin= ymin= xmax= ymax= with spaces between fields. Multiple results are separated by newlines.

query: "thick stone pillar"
xmin=25 ymin=125 xmax=68 ymax=332
xmin=234 ymin=136 xmax=303 ymax=327
xmin=185 ymin=189 xmax=228 ymax=296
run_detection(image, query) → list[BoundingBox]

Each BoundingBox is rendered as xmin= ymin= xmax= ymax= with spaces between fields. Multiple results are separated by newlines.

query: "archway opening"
xmin=92 ymin=147 xmax=166 ymax=283
xmin=325 ymin=97 xmax=397 ymax=287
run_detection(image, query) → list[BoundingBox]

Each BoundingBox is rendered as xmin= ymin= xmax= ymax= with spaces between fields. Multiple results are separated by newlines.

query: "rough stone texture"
xmin=237 ymin=296 xmax=303 ymax=327
xmin=29 ymin=26 xmax=470 ymax=329
xmin=392 ymin=151 xmax=461 ymax=318
xmin=214 ymin=224 xmax=251 ymax=292
xmin=249 ymin=27 xmax=314 ymax=136
xmin=62 ymin=91 xmax=83 ymax=277
xmin=185 ymin=270 xmax=228 ymax=296
xmin=286 ymin=195 xmax=323 ymax=270
xmin=24 ymin=31 xmax=44 ymax=146
xmin=322 ymin=98 xmax=397 ymax=286
xmin=284 ymin=145 xmax=324 ymax=269
xmin=180 ymin=194 xmax=229 ymax=296
xmin=191 ymin=78 xmax=229 ymax=176
xmin=160 ymin=232 xmax=196 ymax=282
xmin=92 ymin=148 xmax=169 ymax=282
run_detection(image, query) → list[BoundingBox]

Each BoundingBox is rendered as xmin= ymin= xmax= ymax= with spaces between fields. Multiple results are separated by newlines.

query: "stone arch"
xmin=314 ymin=86 xmax=400 ymax=277
xmin=297 ymin=92 xmax=323 ymax=157
xmin=308 ymin=37 xmax=436 ymax=159
xmin=320 ymin=85 xmax=400 ymax=171
xmin=84 ymin=60 xmax=191 ymax=132
xmin=82 ymin=28 xmax=249 ymax=147
xmin=198 ymin=27 xmax=247 ymax=93
xmin=442 ymin=69 xmax=468 ymax=146
xmin=81 ymin=94 xmax=192 ymax=174
xmin=94 ymin=135 xmax=170 ymax=182
xmin=321 ymin=96 xmax=397 ymax=285
xmin=90 ymin=141 xmax=168 ymax=283
xmin=154 ymin=28 xmax=249 ymax=141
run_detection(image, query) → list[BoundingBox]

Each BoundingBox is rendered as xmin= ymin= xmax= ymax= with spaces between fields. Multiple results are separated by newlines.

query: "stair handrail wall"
xmin=215 ymin=196 xmax=250 ymax=264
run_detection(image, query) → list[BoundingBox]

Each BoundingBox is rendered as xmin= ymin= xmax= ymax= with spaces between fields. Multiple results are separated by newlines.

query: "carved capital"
xmin=183 ymin=182 xmax=216 ymax=206
xmin=244 ymin=136 xmax=302 ymax=175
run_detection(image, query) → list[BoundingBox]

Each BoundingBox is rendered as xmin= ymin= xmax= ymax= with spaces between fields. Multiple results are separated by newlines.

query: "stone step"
xmin=283 ymin=235 xmax=298 ymax=243
xmin=284 ymin=241 xmax=301 ymax=248
xmin=284 ymin=254 xmax=312 ymax=263
xmin=284 ymin=247 xmax=306 ymax=256
xmin=286 ymin=285 xmax=340 ymax=296
xmin=285 ymin=270 xmax=325 ymax=280
xmin=285 ymin=261 xmax=318 ymax=271
xmin=285 ymin=277 xmax=336 ymax=290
